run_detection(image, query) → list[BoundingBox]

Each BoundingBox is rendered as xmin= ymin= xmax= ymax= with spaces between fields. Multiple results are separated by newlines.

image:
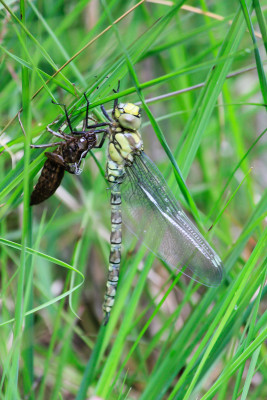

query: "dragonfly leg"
xmin=47 ymin=123 xmax=68 ymax=140
xmin=30 ymin=141 xmax=63 ymax=149
xmin=100 ymin=105 xmax=113 ymax=122
xmin=83 ymin=92 xmax=112 ymax=128
xmin=94 ymin=130 xmax=108 ymax=148
xmin=112 ymin=80 xmax=120 ymax=116
xmin=52 ymin=100 xmax=75 ymax=134
xmin=83 ymin=93 xmax=99 ymax=129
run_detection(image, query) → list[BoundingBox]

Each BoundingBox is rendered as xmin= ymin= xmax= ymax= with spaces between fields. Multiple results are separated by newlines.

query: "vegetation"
xmin=0 ymin=1 xmax=266 ymax=399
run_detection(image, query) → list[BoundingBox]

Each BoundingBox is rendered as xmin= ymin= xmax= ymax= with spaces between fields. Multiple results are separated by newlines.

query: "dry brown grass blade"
xmin=146 ymin=0 xmax=262 ymax=38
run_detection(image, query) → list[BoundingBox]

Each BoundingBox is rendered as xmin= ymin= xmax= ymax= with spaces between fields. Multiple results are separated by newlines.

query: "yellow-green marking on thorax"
xmin=108 ymin=103 xmax=143 ymax=165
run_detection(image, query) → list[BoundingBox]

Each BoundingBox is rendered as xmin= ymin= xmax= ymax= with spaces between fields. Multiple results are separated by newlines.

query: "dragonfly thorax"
xmin=108 ymin=129 xmax=143 ymax=165
xmin=106 ymin=103 xmax=143 ymax=184
xmin=107 ymin=102 xmax=143 ymax=166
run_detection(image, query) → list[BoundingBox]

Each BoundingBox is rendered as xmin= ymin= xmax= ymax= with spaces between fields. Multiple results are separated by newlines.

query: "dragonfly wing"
xmin=121 ymin=152 xmax=223 ymax=286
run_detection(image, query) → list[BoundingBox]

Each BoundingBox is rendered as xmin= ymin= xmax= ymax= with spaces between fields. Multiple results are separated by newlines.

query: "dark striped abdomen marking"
xmin=103 ymin=183 xmax=122 ymax=318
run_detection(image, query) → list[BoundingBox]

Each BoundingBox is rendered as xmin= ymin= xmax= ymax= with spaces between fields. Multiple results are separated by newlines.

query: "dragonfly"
xmin=30 ymin=96 xmax=104 ymax=205
xmin=87 ymin=83 xmax=223 ymax=323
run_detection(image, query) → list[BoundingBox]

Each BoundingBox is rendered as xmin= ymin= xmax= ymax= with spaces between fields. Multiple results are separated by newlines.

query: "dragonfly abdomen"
xmin=103 ymin=182 xmax=122 ymax=319
xmin=102 ymin=103 xmax=143 ymax=322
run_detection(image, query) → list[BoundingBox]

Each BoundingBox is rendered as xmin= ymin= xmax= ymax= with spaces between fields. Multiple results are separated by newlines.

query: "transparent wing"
xmin=121 ymin=152 xmax=223 ymax=286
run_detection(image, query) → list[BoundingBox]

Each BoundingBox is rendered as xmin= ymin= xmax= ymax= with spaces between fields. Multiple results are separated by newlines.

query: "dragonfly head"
xmin=113 ymin=103 xmax=141 ymax=131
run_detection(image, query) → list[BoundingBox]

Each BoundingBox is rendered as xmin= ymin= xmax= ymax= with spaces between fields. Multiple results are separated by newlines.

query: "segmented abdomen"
xmin=102 ymin=182 xmax=122 ymax=319
xmin=30 ymin=158 xmax=65 ymax=206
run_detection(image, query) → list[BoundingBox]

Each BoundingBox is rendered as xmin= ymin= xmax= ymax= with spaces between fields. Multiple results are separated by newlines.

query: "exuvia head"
xmin=113 ymin=103 xmax=141 ymax=131
xmin=77 ymin=136 xmax=89 ymax=151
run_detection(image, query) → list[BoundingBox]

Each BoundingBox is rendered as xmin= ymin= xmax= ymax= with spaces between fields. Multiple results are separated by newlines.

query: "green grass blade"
xmin=240 ymin=0 xmax=267 ymax=106
xmin=177 ymin=1 xmax=254 ymax=178
xmin=253 ymin=0 xmax=267 ymax=53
